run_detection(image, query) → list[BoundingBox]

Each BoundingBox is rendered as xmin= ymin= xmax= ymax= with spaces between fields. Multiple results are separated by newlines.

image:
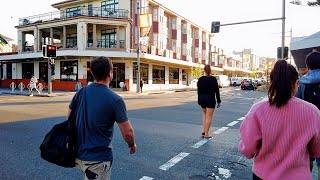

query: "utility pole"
xmin=281 ymin=0 xmax=286 ymax=60
xmin=136 ymin=0 xmax=141 ymax=93
xmin=289 ymin=27 xmax=293 ymax=64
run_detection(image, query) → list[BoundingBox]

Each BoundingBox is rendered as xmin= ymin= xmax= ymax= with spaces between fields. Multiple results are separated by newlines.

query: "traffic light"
xmin=277 ymin=47 xmax=289 ymax=60
xmin=42 ymin=45 xmax=57 ymax=58
xmin=211 ymin=21 xmax=220 ymax=33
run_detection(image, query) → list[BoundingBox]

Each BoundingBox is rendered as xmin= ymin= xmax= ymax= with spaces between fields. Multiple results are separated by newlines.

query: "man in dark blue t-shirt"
xmin=67 ymin=57 xmax=136 ymax=180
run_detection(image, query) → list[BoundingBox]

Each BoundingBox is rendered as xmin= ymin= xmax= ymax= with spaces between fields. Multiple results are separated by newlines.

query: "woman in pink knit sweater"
xmin=239 ymin=60 xmax=320 ymax=180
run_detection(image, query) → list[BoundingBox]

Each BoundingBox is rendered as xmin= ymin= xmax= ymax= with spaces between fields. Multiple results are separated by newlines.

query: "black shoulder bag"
xmin=39 ymin=88 xmax=83 ymax=168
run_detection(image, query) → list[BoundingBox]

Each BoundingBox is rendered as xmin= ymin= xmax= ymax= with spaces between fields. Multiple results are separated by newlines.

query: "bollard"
xmin=18 ymin=82 xmax=25 ymax=92
xmin=37 ymin=83 xmax=44 ymax=93
xmin=10 ymin=82 xmax=16 ymax=92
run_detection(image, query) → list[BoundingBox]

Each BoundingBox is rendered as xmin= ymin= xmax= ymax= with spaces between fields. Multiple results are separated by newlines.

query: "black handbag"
xmin=39 ymin=88 xmax=83 ymax=168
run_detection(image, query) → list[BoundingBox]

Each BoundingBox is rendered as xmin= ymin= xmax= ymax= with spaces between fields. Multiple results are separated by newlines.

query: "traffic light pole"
xmin=48 ymin=57 xmax=52 ymax=94
xmin=281 ymin=0 xmax=286 ymax=60
xmin=136 ymin=0 xmax=141 ymax=93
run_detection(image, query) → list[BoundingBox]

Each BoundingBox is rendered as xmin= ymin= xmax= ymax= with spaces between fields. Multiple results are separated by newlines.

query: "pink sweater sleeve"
xmin=309 ymin=111 xmax=320 ymax=158
xmin=239 ymin=108 xmax=262 ymax=159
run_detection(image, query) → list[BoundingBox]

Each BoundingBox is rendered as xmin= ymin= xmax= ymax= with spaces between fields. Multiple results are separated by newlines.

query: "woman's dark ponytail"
xmin=268 ymin=60 xmax=298 ymax=108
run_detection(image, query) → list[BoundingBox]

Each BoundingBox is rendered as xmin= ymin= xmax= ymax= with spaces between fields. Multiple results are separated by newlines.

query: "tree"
xmin=307 ymin=0 xmax=320 ymax=6
xmin=290 ymin=0 xmax=320 ymax=6
xmin=191 ymin=62 xmax=203 ymax=79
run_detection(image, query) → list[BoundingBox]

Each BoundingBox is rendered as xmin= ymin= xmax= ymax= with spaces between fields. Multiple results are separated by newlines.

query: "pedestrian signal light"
xmin=277 ymin=47 xmax=289 ymax=60
xmin=42 ymin=45 xmax=57 ymax=58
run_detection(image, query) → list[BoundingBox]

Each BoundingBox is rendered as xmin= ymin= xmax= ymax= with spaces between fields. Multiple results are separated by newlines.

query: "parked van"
xmin=230 ymin=77 xmax=243 ymax=86
xmin=214 ymin=75 xmax=230 ymax=88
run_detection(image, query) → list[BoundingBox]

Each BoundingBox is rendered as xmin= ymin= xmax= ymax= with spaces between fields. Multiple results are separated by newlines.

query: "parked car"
xmin=214 ymin=75 xmax=230 ymax=88
xmin=255 ymin=79 xmax=263 ymax=86
xmin=230 ymin=77 xmax=243 ymax=86
xmin=241 ymin=79 xmax=257 ymax=90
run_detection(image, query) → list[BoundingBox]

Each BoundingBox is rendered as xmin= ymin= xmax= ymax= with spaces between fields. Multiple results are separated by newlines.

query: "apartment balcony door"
xmin=86 ymin=62 xmax=93 ymax=85
xmin=110 ymin=63 xmax=125 ymax=88
xmin=100 ymin=29 xmax=116 ymax=48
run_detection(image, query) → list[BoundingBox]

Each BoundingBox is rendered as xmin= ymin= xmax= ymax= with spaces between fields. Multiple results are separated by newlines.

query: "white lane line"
xmin=159 ymin=152 xmax=190 ymax=171
xmin=227 ymin=121 xmax=239 ymax=127
xmin=213 ymin=127 xmax=229 ymax=134
xmin=139 ymin=176 xmax=154 ymax=180
xmin=192 ymin=139 xmax=209 ymax=149
xmin=237 ymin=117 xmax=245 ymax=121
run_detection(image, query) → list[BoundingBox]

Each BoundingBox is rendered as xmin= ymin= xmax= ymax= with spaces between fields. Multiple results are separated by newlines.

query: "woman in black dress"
xmin=197 ymin=65 xmax=221 ymax=138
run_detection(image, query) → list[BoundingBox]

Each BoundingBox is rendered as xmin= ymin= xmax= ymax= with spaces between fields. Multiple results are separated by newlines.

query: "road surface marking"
xmin=8 ymin=99 xmax=24 ymax=101
xmin=139 ymin=176 xmax=154 ymax=180
xmin=218 ymin=168 xmax=232 ymax=179
xmin=192 ymin=139 xmax=209 ymax=149
xmin=213 ymin=127 xmax=229 ymax=134
xmin=237 ymin=117 xmax=245 ymax=121
xmin=159 ymin=152 xmax=190 ymax=171
xmin=227 ymin=121 xmax=239 ymax=127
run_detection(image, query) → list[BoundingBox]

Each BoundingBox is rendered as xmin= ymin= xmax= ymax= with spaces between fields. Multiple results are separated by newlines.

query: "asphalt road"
xmin=0 ymin=87 xmax=316 ymax=180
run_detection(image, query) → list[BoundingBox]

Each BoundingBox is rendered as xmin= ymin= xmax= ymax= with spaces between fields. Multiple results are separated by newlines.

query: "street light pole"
xmin=281 ymin=0 xmax=286 ymax=60
xmin=136 ymin=0 xmax=141 ymax=93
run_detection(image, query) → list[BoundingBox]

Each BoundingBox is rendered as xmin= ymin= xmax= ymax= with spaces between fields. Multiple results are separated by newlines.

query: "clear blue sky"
xmin=1 ymin=0 xmax=319 ymax=57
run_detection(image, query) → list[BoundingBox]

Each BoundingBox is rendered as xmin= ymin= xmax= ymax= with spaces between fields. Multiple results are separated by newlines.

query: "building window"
xmin=39 ymin=62 xmax=48 ymax=83
xmin=22 ymin=63 xmax=34 ymax=79
xmin=133 ymin=63 xmax=148 ymax=84
xmin=195 ymin=48 xmax=199 ymax=58
xmin=182 ymin=44 xmax=186 ymax=55
xmin=169 ymin=67 xmax=179 ymax=84
xmin=100 ymin=29 xmax=116 ymax=48
xmin=182 ymin=24 xmax=187 ymax=34
xmin=60 ymin=60 xmax=78 ymax=81
xmin=172 ymin=19 xmax=176 ymax=29
xmin=6 ymin=63 xmax=12 ymax=79
xmin=152 ymin=65 xmax=165 ymax=84
xmin=66 ymin=34 xmax=77 ymax=48
xmin=153 ymin=9 xmax=158 ymax=21
xmin=101 ymin=0 xmax=119 ymax=17
xmin=66 ymin=6 xmax=81 ymax=17
xmin=153 ymin=34 xmax=158 ymax=47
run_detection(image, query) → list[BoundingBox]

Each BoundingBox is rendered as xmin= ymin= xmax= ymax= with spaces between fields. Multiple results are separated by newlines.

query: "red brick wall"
xmin=195 ymin=39 xmax=199 ymax=47
xmin=125 ymin=79 xmax=130 ymax=91
xmin=182 ymin=55 xmax=187 ymax=61
xmin=202 ymin=60 xmax=206 ymax=65
xmin=172 ymin=30 xmax=177 ymax=40
xmin=202 ymin=42 xmax=206 ymax=50
xmin=173 ymin=53 xmax=177 ymax=59
xmin=182 ymin=34 xmax=187 ymax=43
xmin=153 ymin=22 xmax=159 ymax=33
xmin=195 ymin=58 xmax=199 ymax=63
xmin=1 ymin=79 xmax=87 ymax=91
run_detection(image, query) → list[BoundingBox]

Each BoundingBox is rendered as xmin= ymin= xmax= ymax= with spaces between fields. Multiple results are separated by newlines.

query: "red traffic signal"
xmin=43 ymin=45 xmax=57 ymax=58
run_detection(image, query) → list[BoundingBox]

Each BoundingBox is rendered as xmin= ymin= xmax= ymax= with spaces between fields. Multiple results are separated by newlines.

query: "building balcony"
xmin=19 ymin=7 xmax=129 ymax=26
xmin=87 ymin=40 xmax=126 ymax=49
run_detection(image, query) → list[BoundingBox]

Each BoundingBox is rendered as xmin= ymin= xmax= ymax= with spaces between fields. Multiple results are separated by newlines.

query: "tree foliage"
xmin=191 ymin=62 xmax=203 ymax=79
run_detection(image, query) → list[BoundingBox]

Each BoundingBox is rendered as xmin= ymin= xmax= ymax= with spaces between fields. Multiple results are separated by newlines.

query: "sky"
xmin=0 ymin=0 xmax=319 ymax=58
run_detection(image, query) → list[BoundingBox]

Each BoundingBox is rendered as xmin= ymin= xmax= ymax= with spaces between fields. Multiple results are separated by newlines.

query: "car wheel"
xmin=233 ymin=82 xmax=237 ymax=87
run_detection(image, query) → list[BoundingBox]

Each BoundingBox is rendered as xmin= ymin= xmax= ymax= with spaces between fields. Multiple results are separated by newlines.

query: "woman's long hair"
xmin=204 ymin=65 xmax=211 ymax=76
xmin=268 ymin=60 xmax=298 ymax=108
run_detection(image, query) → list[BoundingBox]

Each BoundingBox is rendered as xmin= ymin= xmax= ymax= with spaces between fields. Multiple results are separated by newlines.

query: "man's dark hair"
xmin=268 ymin=60 xmax=298 ymax=108
xmin=306 ymin=51 xmax=320 ymax=70
xmin=90 ymin=57 xmax=113 ymax=82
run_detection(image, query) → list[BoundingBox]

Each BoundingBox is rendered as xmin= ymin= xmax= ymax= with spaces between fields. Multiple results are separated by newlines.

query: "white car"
xmin=230 ymin=77 xmax=243 ymax=86
xmin=214 ymin=75 xmax=230 ymax=88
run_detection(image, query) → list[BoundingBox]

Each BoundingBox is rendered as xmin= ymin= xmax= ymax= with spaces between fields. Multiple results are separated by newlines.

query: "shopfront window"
xmin=152 ymin=65 xmax=165 ymax=84
xmin=60 ymin=60 xmax=78 ymax=81
xmin=133 ymin=63 xmax=148 ymax=84
xmin=169 ymin=67 xmax=179 ymax=84
xmin=22 ymin=63 xmax=34 ymax=79
xmin=6 ymin=63 xmax=12 ymax=79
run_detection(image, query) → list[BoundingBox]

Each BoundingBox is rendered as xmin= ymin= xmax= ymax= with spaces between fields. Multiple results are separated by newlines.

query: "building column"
xmin=148 ymin=64 xmax=153 ymax=85
xmin=92 ymin=24 xmax=97 ymax=48
xmin=34 ymin=29 xmax=38 ymax=53
xmin=18 ymin=31 xmax=25 ymax=53
xmin=116 ymin=26 xmax=120 ymax=49
xmin=38 ymin=29 xmax=42 ymax=51
xmin=179 ymin=68 xmax=183 ymax=85
xmin=125 ymin=25 xmax=130 ymax=50
xmin=50 ymin=28 xmax=54 ymax=45
xmin=63 ymin=26 xmax=67 ymax=48
xmin=77 ymin=22 xmax=87 ymax=50
xmin=165 ymin=66 xmax=169 ymax=86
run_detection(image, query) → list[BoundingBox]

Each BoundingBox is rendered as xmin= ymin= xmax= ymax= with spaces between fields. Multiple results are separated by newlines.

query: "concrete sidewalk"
xmin=0 ymin=87 xmax=196 ymax=97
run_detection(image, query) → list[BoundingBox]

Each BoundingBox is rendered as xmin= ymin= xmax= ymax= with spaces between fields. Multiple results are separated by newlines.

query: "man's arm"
xmin=118 ymin=120 xmax=136 ymax=154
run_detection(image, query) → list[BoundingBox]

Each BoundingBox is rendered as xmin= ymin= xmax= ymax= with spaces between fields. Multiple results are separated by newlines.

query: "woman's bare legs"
xmin=202 ymin=108 xmax=206 ymax=135
xmin=204 ymin=108 xmax=215 ymax=138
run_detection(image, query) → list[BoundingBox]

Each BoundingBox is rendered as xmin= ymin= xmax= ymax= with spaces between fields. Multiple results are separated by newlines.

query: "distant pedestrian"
xmin=296 ymin=51 xmax=320 ymax=178
xmin=67 ymin=57 xmax=136 ymax=180
xmin=239 ymin=60 xmax=320 ymax=180
xmin=140 ymin=78 xmax=144 ymax=93
xmin=29 ymin=75 xmax=40 ymax=96
xmin=197 ymin=65 xmax=221 ymax=138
